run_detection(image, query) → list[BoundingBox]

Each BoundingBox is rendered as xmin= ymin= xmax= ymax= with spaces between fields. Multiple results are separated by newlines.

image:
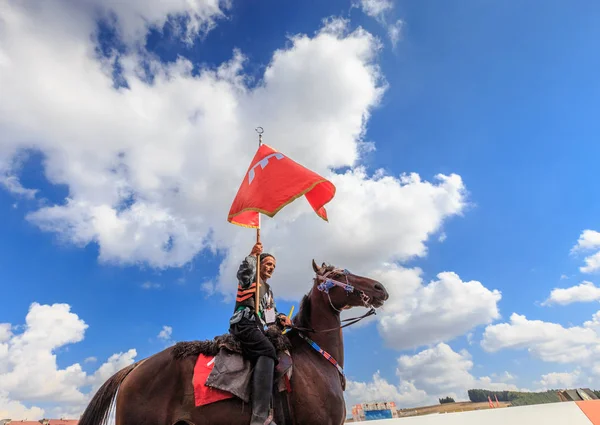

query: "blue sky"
xmin=1 ymin=0 xmax=600 ymax=418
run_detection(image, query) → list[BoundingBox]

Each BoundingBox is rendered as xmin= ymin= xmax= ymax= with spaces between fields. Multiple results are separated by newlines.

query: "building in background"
xmin=351 ymin=402 xmax=399 ymax=421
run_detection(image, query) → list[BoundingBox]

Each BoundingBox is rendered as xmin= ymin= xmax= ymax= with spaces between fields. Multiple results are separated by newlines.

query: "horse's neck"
xmin=305 ymin=289 xmax=344 ymax=367
xmin=287 ymin=292 xmax=346 ymax=424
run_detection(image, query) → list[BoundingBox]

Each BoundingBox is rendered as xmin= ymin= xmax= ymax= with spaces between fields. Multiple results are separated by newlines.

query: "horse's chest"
xmin=290 ymin=360 xmax=345 ymax=425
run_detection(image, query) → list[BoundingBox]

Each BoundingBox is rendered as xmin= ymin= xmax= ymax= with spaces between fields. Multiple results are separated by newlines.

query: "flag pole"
xmin=254 ymin=127 xmax=263 ymax=315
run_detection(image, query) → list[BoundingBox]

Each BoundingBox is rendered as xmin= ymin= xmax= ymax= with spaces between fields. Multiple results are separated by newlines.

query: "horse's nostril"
xmin=374 ymin=283 xmax=386 ymax=295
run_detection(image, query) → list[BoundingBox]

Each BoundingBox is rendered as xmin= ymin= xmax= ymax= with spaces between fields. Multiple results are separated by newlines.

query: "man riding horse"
xmin=229 ymin=242 xmax=292 ymax=425
xmin=78 ymin=246 xmax=389 ymax=425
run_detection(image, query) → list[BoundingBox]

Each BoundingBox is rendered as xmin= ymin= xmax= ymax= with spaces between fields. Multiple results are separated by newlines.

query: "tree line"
xmin=467 ymin=389 xmax=517 ymax=402
xmin=468 ymin=389 xmax=600 ymax=406
xmin=439 ymin=389 xmax=600 ymax=407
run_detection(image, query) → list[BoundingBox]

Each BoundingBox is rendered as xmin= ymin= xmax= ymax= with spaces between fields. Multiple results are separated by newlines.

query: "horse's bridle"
xmin=289 ymin=265 xmax=377 ymax=335
xmin=287 ymin=265 xmax=378 ymax=381
xmin=315 ymin=266 xmax=374 ymax=312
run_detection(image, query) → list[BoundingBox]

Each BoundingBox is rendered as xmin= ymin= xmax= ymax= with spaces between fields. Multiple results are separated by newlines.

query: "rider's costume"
xmin=229 ymin=252 xmax=285 ymax=425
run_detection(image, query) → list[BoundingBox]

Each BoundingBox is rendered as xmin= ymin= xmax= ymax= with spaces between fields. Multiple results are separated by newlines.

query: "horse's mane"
xmin=294 ymin=293 xmax=312 ymax=330
xmin=293 ymin=264 xmax=336 ymax=331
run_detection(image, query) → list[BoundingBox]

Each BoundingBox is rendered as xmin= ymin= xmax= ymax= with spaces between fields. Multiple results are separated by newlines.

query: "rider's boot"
xmin=250 ymin=356 xmax=278 ymax=425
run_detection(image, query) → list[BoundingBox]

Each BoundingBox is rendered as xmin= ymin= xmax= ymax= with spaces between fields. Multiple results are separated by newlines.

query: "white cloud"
xmin=1 ymin=0 xmax=395 ymax=272
xmin=571 ymin=230 xmax=600 ymax=274
xmin=388 ymin=20 xmax=403 ymax=48
xmin=581 ymin=251 xmax=600 ymax=274
xmin=491 ymin=371 xmax=516 ymax=383
xmin=536 ymin=370 xmax=582 ymax=390
xmin=0 ymin=303 xmax=88 ymax=403
xmin=157 ymin=325 xmax=173 ymax=341
xmin=543 ymin=281 xmax=600 ymax=306
xmin=482 ymin=309 xmax=600 ymax=390
xmin=0 ymin=390 xmax=44 ymax=421
xmin=83 ymin=0 xmax=230 ymax=45
xmin=0 ymin=153 xmax=38 ymax=199
xmin=481 ymin=312 xmax=600 ymax=364
xmin=0 ymin=303 xmax=137 ymax=419
xmin=572 ymin=230 xmax=600 ymax=252
xmin=200 ymin=280 xmax=216 ymax=296
xmin=217 ymin=171 xmax=467 ymax=302
xmin=355 ymin=0 xmax=393 ymax=18
xmin=346 ymin=371 xmax=431 ymax=409
xmin=141 ymin=281 xmax=162 ymax=290
xmin=0 ymin=323 xmax=11 ymax=342
xmin=0 ymin=174 xmax=37 ymax=199
xmin=397 ymin=343 xmax=475 ymax=395
xmin=84 ymin=356 xmax=97 ymax=363
xmin=87 ymin=349 xmax=137 ymax=396
xmin=376 ymin=266 xmax=501 ymax=351
xmin=347 ymin=343 xmax=518 ymax=409
xmin=583 ymin=311 xmax=600 ymax=331
xmin=353 ymin=0 xmax=403 ymax=47
xmin=397 ymin=343 xmax=518 ymax=397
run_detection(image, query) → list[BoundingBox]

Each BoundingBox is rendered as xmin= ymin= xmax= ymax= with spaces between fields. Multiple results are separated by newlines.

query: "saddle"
xmin=172 ymin=326 xmax=293 ymax=406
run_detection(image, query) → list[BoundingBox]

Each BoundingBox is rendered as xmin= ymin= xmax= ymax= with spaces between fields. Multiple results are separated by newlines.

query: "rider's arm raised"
xmin=236 ymin=242 xmax=263 ymax=290
xmin=236 ymin=255 xmax=257 ymax=290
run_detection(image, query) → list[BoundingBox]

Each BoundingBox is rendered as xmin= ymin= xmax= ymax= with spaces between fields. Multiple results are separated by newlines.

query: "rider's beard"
xmin=261 ymin=268 xmax=273 ymax=282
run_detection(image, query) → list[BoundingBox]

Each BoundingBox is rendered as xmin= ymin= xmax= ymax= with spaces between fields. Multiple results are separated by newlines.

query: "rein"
xmin=289 ymin=308 xmax=376 ymax=334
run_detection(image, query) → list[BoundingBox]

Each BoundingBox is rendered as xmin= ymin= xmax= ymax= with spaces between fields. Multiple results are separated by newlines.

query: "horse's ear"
xmin=312 ymin=259 xmax=320 ymax=273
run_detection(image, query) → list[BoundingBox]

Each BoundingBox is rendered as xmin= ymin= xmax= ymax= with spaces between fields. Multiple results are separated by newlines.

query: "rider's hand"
xmin=250 ymin=242 xmax=263 ymax=256
xmin=279 ymin=315 xmax=292 ymax=327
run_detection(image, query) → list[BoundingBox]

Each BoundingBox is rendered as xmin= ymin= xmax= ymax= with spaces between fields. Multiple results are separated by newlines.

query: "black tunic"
xmin=228 ymin=255 xmax=285 ymax=362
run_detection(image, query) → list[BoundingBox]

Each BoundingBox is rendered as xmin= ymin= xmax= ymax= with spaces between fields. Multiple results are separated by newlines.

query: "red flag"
xmin=228 ymin=144 xmax=336 ymax=228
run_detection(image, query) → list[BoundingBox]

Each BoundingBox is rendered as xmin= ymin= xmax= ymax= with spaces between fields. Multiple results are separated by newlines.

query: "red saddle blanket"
xmin=193 ymin=350 xmax=293 ymax=407
xmin=193 ymin=354 xmax=236 ymax=406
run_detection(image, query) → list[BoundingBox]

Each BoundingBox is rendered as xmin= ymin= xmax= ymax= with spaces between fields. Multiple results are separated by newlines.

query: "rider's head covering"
xmin=260 ymin=252 xmax=275 ymax=262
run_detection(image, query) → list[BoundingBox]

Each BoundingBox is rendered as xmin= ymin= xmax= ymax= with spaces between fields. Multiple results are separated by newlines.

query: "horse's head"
xmin=311 ymin=259 xmax=389 ymax=311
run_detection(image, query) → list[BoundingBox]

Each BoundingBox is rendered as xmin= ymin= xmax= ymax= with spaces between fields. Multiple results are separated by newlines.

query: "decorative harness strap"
xmin=297 ymin=332 xmax=345 ymax=377
xmin=316 ymin=268 xmax=354 ymax=293
xmin=315 ymin=267 xmax=374 ymax=312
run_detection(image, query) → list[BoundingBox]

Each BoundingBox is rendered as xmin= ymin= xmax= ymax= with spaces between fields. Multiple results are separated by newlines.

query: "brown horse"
xmin=79 ymin=260 xmax=389 ymax=425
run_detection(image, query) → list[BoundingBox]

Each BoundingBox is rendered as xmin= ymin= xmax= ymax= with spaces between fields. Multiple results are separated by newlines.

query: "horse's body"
xmin=80 ymin=261 xmax=388 ymax=425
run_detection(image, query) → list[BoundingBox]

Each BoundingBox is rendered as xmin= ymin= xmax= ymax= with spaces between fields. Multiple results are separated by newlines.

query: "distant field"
xmin=345 ymin=401 xmax=509 ymax=422
xmin=346 ymin=390 xmax=580 ymax=422
xmin=397 ymin=401 xmax=511 ymax=417
xmin=347 ymin=390 xmax=597 ymax=422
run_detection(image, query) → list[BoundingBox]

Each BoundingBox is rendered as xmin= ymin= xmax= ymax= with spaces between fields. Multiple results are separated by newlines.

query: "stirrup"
xmin=250 ymin=411 xmax=276 ymax=425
